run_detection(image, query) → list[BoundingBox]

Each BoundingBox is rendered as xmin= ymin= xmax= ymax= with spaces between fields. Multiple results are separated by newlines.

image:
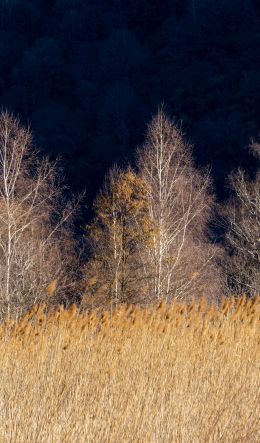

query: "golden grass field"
xmin=0 ymin=296 xmax=259 ymax=442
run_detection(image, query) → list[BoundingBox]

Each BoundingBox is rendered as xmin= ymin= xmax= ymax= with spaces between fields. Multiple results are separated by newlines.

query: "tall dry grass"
xmin=0 ymin=297 xmax=259 ymax=442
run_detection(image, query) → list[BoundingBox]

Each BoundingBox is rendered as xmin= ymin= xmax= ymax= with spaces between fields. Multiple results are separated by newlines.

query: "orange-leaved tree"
xmin=84 ymin=167 xmax=154 ymax=306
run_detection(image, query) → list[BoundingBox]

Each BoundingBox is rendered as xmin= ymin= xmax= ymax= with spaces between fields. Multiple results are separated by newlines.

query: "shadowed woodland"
xmin=0 ymin=0 xmax=260 ymax=201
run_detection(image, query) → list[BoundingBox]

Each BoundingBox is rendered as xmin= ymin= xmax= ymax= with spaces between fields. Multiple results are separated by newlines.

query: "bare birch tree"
xmin=137 ymin=110 xmax=221 ymax=302
xmin=0 ymin=112 xmax=79 ymax=318
xmin=223 ymin=140 xmax=260 ymax=296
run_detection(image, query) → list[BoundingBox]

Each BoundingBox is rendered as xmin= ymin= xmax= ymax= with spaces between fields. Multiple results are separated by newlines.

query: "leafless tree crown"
xmin=0 ymin=112 xmax=79 ymax=318
xmin=224 ymin=163 xmax=260 ymax=296
xmin=137 ymin=110 xmax=222 ymax=302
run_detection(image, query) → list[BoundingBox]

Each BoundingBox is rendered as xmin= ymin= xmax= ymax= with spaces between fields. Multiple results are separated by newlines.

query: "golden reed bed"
xmin=0 ymin=296 xmax=259 ymax=442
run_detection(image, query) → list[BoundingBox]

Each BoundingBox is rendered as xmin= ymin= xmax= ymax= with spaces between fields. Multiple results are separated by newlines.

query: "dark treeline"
xmin=0 ymin=0 xmax=260 ymax=202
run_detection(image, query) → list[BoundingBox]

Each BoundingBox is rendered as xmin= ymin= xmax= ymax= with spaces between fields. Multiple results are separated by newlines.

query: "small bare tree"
xmin=137 ymin=110 xmax=221 ymax=302
xmin=0 ymin=112 xmax=79 ymax=318
xmin=223 ymin=140 xmax=260 ymax=296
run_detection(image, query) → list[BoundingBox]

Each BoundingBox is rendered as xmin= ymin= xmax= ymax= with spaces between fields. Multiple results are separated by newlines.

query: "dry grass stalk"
xmin=0 ymin=296 xmax=258 ymax=442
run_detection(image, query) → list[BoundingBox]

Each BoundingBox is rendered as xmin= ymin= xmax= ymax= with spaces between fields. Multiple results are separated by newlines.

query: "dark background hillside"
xmin=0 ymin=0 xmax=259 ymax=204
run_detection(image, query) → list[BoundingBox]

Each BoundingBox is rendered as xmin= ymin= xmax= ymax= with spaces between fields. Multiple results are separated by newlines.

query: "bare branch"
xmin=0 ymin=112 xmax=80 ymax=319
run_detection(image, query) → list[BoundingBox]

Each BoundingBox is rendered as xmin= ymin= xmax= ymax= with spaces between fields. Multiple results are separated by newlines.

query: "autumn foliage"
xmin=85 ymin=167 xmax=154 ymax=306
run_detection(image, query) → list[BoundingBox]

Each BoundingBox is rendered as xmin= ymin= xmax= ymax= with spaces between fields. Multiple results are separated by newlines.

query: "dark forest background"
xmin=0 ymin=0 xmax=260 ymax=205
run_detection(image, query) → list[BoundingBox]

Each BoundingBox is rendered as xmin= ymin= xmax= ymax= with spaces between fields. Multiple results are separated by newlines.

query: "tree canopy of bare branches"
xmin=0 ymin=112 xmax=79 ymax=318
xmin=224 ymin=141 xmax=260 ymax=296
xmin=84 ymin=111 xmax=222 ymax=306
xmin=137 ymin=110 xmax=222 ymax=302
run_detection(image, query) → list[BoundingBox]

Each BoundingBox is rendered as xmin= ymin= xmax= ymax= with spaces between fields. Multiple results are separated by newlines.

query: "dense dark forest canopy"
xmin=0 ymin=0 xmax=260 ymax=202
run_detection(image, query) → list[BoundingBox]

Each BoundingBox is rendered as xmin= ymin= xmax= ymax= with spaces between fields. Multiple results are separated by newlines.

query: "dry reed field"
xmin=0 ymin=297 xmax=259 ymax=443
